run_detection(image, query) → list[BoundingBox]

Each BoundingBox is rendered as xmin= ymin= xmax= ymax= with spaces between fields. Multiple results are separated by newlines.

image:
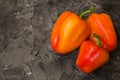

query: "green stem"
xmin=80 ymin=5 xmax=96 ymax=18
xmin=94 ymin=34 xmax=101 ymax=47
xmin=91 ymin=4 xmax=96 ymax=13
xmin=80 ymin=10 xmax=91 ymax=18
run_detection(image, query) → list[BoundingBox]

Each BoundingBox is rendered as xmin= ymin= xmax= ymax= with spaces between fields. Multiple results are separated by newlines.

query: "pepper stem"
xmin=80 ymin=5 xmax=96 ymax=18
xmin=80 ymin=10 xmax=91 ymax=18
xmin=91 ymin=4 xmax=96 ymax=13
xmin=94 ymin=34 xmax=101 ymax=47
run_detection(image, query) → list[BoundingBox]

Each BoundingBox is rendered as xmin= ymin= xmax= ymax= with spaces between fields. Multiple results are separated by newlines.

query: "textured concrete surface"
xmin=0 ymin=0 xmax=120 ymax=80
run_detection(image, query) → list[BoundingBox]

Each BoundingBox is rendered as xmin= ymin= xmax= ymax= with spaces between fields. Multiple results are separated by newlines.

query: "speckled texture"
xmin=0 ymin=0 xmax=120 ymax=80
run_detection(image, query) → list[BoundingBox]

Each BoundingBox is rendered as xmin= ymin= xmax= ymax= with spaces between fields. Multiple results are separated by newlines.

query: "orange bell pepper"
xmin=76 ymin=34 xmax=110 ymax=73
xmin=86 ymin=6 xmax=117 ymax=51
xmin=50 ymin=11 xmax=90 ymax=54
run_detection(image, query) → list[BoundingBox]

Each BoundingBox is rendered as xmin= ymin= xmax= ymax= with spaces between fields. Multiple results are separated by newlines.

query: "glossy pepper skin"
xmin=76 ymin=40 xmax=110 ymax=73
xmin=87 ymin=13 xmax=117 ymax=51
xmin=50 ymin=11 xmax=90 ymax=54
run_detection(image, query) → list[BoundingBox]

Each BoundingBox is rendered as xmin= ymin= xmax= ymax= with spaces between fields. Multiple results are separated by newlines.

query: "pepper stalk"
xmin=80 ymin=4 xmax=96 ymax=18
xmin=94 ymin=34 xmax=101 ymax=47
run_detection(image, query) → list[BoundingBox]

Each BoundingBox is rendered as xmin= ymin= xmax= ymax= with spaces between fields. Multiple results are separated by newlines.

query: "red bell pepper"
xmin=50 ymin=11 xmax=90 ymax=54
xmin=76 ymin=34 xmax=110 ymax=73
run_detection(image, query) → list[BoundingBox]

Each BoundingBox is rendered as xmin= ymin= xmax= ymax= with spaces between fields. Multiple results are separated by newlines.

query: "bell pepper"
xmin=86 ymin=5 xmax=117 ymax=51
xmin=50 ymin=11 xmax=90 ymax=54
xmin=76 ymin=34 xmax=110 ymax=73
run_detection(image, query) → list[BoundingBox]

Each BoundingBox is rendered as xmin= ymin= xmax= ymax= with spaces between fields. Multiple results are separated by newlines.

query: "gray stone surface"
xmin=0 ymin=0 xmax=120 ymax=80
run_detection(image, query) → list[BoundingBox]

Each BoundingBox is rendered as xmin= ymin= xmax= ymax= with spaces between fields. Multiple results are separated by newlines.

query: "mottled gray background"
xmin=0 ymin=0 xmax=120 ymax=80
